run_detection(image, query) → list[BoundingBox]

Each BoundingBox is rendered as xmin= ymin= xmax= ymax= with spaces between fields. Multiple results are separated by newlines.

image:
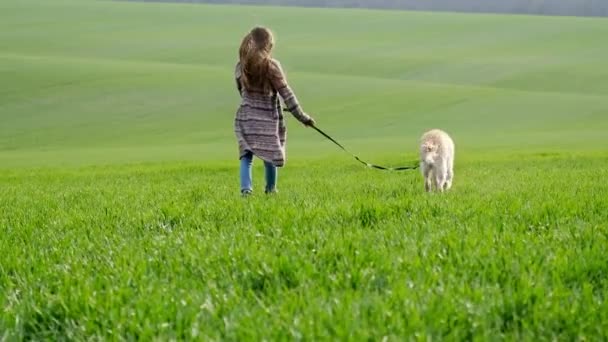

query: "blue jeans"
xmin=240 ymin=151 xmax=277 ymax=193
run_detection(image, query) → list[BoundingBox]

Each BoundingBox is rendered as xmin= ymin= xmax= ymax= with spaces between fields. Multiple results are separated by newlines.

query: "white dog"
xmin=419 ymin=129 xmax=455 ymax=192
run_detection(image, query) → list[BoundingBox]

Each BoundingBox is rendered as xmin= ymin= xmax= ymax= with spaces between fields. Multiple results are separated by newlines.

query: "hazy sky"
xmin=135 ymin=0 xmax=608 ymax=17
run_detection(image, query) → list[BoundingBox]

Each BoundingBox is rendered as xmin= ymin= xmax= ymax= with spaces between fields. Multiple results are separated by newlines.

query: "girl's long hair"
xmin=239 ymin=27 xmax=274 ymax=93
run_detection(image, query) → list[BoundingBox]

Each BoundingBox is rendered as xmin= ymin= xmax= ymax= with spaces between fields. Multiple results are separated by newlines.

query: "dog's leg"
xmin=434 ymin=160 xmax=447 ymax=193
xmin=422 ymin=163 xmax=432 ymax=192
xmin=445 ymin=156 xmax=454 ymax=191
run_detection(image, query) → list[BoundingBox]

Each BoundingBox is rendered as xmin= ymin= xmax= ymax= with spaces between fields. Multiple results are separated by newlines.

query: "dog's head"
xmin=421 ymin=142 xmax=438 ymax=164
xmin=422 ymin=142 xmax=437 ymax=153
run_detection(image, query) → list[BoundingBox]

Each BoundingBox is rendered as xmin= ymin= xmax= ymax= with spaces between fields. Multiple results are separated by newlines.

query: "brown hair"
xmin=239 ymin=27 xmax=275 ymax=93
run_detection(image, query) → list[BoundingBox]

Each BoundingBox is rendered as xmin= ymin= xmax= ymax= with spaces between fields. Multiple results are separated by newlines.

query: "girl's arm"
xmin=235 ymin=62 xmax=243 ymax=96
xmin=269 ymin=60 xmax=314 ymax=125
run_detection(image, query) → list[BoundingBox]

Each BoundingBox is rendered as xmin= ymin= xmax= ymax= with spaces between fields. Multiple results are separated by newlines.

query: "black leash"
xmin=283 ymin=108 xmax=419 ymax=171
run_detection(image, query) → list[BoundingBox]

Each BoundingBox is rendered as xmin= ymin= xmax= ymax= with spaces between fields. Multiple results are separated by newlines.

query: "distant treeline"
xmin=136 ymin=0 xmax=608 ymax=17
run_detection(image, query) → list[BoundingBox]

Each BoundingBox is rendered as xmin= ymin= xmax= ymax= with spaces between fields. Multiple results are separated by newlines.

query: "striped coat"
xmin=234 ymin=59 xmax=311 ymax=167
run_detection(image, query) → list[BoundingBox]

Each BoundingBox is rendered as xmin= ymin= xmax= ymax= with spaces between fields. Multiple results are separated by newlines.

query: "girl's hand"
xmin=304 ymin=117 xmax=316 ymax=127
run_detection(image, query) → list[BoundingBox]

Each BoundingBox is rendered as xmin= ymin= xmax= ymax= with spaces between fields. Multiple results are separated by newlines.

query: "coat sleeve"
xmin=269 ymin=60 xmax=311 ymax=124
xmin=235 ymin=62 xmax=243 ymax=96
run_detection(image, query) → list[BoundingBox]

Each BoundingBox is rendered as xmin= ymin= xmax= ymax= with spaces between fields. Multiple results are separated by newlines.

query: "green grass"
xmin=1 ymin=0 xmax=608 ymax=339
xmin=2 ymin=157 xmax=608 ymax=340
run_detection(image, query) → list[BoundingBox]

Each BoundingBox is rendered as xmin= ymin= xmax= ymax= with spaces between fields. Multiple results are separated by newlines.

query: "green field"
xmin=1 ymin=0 xmax=608 ymax=339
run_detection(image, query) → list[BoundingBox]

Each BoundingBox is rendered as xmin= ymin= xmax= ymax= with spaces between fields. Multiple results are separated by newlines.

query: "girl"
xmin=234 ymin=27 xmax=315 ymax=196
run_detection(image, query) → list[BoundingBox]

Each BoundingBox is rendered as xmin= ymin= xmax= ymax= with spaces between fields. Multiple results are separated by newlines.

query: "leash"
xmin=283 ymin=108 xmax=419 ymax=171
